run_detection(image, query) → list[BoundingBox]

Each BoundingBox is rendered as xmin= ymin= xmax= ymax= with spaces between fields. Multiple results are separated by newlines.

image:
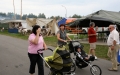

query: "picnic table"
xmin=76 ymin=31 xmax=110 ymax=42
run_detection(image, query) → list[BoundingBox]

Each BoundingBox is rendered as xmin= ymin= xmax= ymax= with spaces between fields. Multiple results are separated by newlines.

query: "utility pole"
xmin=13 ymin=0 xmax=16 ymax=19
xmin=21 ymin=0 xmax=22 ymax=20
xmin=62 ymin=5 xmax=67 ymax=18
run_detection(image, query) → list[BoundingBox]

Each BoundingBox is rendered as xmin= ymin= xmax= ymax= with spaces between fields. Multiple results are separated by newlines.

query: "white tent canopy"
xmin=26 ymin=18 xmax=59 ymax=34
xmin=0 ymin=20 xmax=27 ymax=29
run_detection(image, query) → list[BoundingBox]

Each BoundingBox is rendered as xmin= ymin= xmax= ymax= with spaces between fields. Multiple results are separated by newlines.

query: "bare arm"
xmin=30 ymin=33 xmax=39 ymax=45
xmin=111 ymin=40 xmax=117 ymax=50
xmin=43 ymin=42 xmax=47 ymax=50
xmin=57 ymin=33 xmax=65 ymax=42
xmin=30 ymin=28 xmax=41 ymax=45
xmin=88 ymin=34 xmax=97 ymax=36
xmin=66 ymin=35 xmax=72 ymax=40
xmin=113 ymin=40 xmax=117 ymax=46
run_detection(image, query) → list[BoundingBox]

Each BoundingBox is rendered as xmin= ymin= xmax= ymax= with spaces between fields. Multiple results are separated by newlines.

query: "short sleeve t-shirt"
xmin=107 ymin=29 xmax=119 ymax=45
xmin=88 ymin=27 xmax=97 ymax=43
xmin=28 ymin=33 xmax=44 ymax=54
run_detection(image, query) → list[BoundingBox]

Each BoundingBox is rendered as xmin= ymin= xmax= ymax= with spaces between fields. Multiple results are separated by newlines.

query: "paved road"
xmin=0 ymin=35 xmax=120 ymax=75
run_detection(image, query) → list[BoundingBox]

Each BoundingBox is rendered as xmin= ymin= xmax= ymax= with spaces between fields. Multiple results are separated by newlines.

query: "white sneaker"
xmin=95 ymin=56 xmax=97 ymax=60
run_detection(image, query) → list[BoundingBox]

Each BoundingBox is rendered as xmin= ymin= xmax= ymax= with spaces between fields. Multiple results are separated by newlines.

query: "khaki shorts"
xmin=90 ymin=43 xmax=96 ymax=50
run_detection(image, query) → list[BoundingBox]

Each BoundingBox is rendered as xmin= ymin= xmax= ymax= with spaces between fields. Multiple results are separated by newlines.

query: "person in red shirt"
xmin=88 ymin=22 xmax=97 ymax=59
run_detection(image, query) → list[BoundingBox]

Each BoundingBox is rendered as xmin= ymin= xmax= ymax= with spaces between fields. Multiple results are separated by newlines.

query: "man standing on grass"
xmin=107 ymin=25 xmax=120 ymax=71
xmin=88 ymin=22 xmax=97 ymax=60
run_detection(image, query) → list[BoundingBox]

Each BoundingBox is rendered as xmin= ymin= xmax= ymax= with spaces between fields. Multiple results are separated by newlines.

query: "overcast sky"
xmin=0 ymin=0 xmax=120 ymax=18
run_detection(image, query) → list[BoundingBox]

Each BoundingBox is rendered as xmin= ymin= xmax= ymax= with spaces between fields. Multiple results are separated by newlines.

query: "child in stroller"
xmin=75 ymin=45 xmax=95 ymax=68
xmin=68 ymin=41 xmax=102 ymax=75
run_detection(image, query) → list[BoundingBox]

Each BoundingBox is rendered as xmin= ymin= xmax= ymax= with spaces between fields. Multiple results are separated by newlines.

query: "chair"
xmin=73 ymin=35 xmax=79 ymax=40
xmin=103 ymin=33 xmax=108 ymax=42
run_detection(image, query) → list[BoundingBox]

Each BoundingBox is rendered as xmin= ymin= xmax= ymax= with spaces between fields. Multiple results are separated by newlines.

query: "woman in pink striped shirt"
xmin=28 ymin=25 xmax=47 ymax=75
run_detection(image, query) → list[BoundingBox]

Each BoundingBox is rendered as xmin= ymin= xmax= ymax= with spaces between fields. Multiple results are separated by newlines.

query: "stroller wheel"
xmin=90 ymin=65 xmax=102 ymax=75
xmin=70 ymin=62 xmax=76 ymax=72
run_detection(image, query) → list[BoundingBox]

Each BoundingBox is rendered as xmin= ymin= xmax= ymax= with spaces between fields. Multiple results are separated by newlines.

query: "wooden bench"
xmin=70 ymin=30 xmax=82 ymax=34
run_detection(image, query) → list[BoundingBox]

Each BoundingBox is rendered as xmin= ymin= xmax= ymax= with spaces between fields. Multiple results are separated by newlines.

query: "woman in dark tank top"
xmin=57 ymin=24 xmax=71 ymax=46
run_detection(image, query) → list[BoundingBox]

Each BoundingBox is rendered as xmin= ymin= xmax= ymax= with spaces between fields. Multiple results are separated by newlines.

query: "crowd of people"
xmin=27 ymin=22 xmax=120 ymax=75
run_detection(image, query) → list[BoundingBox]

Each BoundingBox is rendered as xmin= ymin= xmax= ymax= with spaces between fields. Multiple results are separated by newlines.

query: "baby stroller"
xmin=68 ymin=41 xmax=102 ymax=75
xmin=37 ymin=45 xmax=76 ymax=75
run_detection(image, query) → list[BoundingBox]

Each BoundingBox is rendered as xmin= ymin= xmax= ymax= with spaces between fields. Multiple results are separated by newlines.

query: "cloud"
xmin=0 ymin=0 xmax=120 ymax=18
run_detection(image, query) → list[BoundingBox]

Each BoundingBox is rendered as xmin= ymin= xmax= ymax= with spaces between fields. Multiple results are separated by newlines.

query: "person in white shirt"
xmin=107 ymin=25 xmax=120 ymax=71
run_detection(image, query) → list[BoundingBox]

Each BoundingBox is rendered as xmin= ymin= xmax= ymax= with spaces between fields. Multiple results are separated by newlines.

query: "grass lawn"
xmin=0 ymin=30 xmax=109 ymax=59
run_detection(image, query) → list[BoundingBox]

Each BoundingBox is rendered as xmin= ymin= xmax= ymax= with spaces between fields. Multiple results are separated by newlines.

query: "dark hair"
xmin=32 ymin=25 xmax=40 ymax=35
xmin=89 ymin=22 xmax=95 ymax=27
xmin=77 ymin=45 xmax=84 ymax=50
xmin=59 ymin=24 xmax=65 ymax=27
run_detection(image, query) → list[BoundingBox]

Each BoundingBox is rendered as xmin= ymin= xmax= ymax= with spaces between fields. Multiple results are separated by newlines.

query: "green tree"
xmin=15 ymin=14 xmax=20 ymax=19
xmin=0 ymin=12 xmax=7 ymax=17
xmin=49 ymin=16 xmax=54 ymax=19
xmin=49 ymin=16 xmax=62 ymax=20
xmin=27 ymin=13 xmax=37 ymax=18
xmin=38 ymin=13 xmax=42 ymax=18
xmin=7 ymin=12 xmax=14 ymax=19
xmin=38 ymin=13 xmax=46 ymax=18
xmin=41 ymin=13 xmax=46 ymax=18
xmin=22 ymin=14 xmax=28 ymax=20
xmin=72 ymin=14 xmax=81 ymax=18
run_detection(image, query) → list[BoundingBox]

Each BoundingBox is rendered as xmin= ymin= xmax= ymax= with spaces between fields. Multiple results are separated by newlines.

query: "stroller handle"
xmin=59 ymin=40 xmax=79 ymax=47
xmin=63 ymin=40 xmax=79 ymax=43
xmin=37 ymin=48 xmax=53 ymax=53
xmin=47 ymin=48 xmax=53 ymax=52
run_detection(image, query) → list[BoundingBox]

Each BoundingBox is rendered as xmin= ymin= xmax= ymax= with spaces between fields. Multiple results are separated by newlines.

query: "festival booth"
xmin=67 ymin=10 xmax=120 ymax=41
xmin=68 ymin=10 xmax=120 ymax=30
xmin=58 ymin=18 xmax=77 ymax=30
xmin=0 ymin=20 xmax=26 ymax=33
xmin=26 ymin=18 xmax=59 ymax=35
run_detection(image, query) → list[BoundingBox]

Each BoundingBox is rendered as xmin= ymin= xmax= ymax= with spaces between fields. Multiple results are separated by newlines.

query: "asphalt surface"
xmin=0 ymin=34 xmax=120 ymax=75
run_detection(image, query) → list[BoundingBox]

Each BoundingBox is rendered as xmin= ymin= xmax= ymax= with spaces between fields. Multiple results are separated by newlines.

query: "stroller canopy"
xmin=44 ymin=46 xmax=72 ymax=70
xmin=52 ymin=46 xmax=72 ymax=64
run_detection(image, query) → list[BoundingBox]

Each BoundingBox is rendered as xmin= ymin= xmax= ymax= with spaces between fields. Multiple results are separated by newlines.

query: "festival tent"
xmin=0 ymin=20 xmax=27 ymax=28
xmin=0 ymin=20 xmax=27 ymax=33
xmin=58 ymin=18 xmax=77 ymax=26
xmin=68 ymin=10 xmax=120 ymax=29
xmin=26 ymin=18 xmax=59 ymax=35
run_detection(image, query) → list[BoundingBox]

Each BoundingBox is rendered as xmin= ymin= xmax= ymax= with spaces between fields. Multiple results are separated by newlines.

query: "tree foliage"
xmin=49 ymin=16 xmax=62 ymax=20
xmin=71 ymin=14 xmax=82 ymax=18
xmin=38 ymin=13 xmax=46 ymax=18
xmin=0 ymin=12 xmax=82 ymax=20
